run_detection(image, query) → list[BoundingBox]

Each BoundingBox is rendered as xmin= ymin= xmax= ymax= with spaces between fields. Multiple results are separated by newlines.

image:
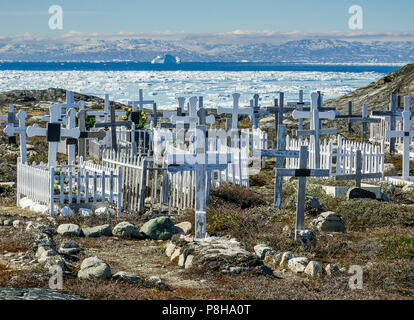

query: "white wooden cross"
xmin=335 ymin=149 xmax=382 ymax=188
xmin=275 ymin=145 xmax=330 ymax=239
xmin=349 ymin=104 xmax=380 ymax=143
xmin=250 ymin=94 xmax=270 ymax=130
xmin=288 ymin=90 xmax=310 ymax=135
xmin=292 ymin=92 xmax=337 ymax=168
xmin=171 ymin=96 xmax=199 ymax=130
xmin=94 ymin=104 xmax=132 ymax=152
xmin=41 ymin=91 xmax=84 ymax=123
xmin=166 ymin=125 xmax=232 ymax=239
xmin=255 ymin=125 xmax=299 ymax=208
xmin=372 ymin=92 xmax=400 ymax=153
xmin=27 ymin=104 xmax=80 ymax=167
xmin=386 ymin=96 xmax=414 ymax=181
xmin=128 ymin=89 xmax=154 ymax=112
xmin=3 ymin=110 xmax=27 ymax=163
xmin=217 ymin=93 xmax=252 ymax=130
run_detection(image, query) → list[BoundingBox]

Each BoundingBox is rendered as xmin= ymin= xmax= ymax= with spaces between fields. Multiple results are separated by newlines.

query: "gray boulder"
xmin=346 ymin=187 xmax=376 ymax=200
xmin=325 ymin=263 xmax=340 ymax=276
xmin=288 ymin=257 xmax=309 ymax=273
xmin=174 ymin=222 xmax=193 ymax=235
xmin=140 ymin=217 xmax=175 ymax=240
xmin=112 ymin=271 xmax=140 ymax=284
xmin=78 ymin=256 xmax=111 ymax=280
xmin=57 ymin=224 xmax=83 ymax=237
xmin=112 ymin=222 xmax=143 ymax=239
xmin=310 ymin=212 xmax=346 ymax=233
xmin=59 ymin=241 xmax=81 ymax=255
xmin=305 ymin=196 xmax=322 ymax=215
xmin=253 ymin=244 xmax=274 ymax=260
xmin=82 ymin=224 xmax=112 ymax=238
xmin=304 ymin=261 xmax=322 ymax=277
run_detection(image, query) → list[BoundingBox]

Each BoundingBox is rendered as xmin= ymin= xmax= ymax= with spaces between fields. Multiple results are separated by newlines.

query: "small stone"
xmin=174 ymin=222 xmax=193 ymax=235
xmin=112 ymin=221 xmax=143 ymax=239
xmin=178 ymin=254 xmax=186 ymax=267
xmin=346 ymin=187 xmax=376 ymax=200
xmin=79 ymin=208 xmax=93 ymax=217
xmin=3 ymin=219 xmax=13 ymax=226
xmin=304 ymin=261 xmax=322 ymax=277
xmin=78 ymin=256 xmax=111 ymax=280
xmin=310 ymin=212 xmax=346 ymax=233
xmin=254 ymin=244 xmax=274 ymax=260
xmin=279 ymin=251 xmax=295 ymax=267
xmin=325 ymin=263 xmax=340 ymax=276
xmin=112 ymin=271 xmax=140 ymax=284
xmin=305 ymin=196 xmax=322 ymax=215
xmin=82 ymin=224 xmax=112 ymax=238
xmin=297 ymin=230 xmax=315 ymax=246
xmin=147 ymin=276 xmax=162 ymax=285
xmin=165 ymin=242 xmax=176 ymax=257
xmin=95 ymin=206 xmax=115 ymax=216
xmin=184 ymin=255 xmax=194 ymax=269
xmin=288 ymin=257 xmax=309 ymax=273
xmin=57 ymin=224 xmax=83 ymax=237
xmin=59 ymin=241 xmax=81 ymax=255
xmin=60 ymin=206 xmax=75 ymax=217
xmin=170 ymin=248 xmax=181 ymax=263
xmin=12 ymin=220 xmax=22 ymax=228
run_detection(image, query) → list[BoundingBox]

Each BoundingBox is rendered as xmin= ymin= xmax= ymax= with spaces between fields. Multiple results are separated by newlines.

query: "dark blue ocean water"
xmin=0 ymin=62 xmax=401 ymax=73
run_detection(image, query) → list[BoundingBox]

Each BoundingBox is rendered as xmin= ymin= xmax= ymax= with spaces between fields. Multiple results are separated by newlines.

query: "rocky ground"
xmin=0 ymin=133 xmax=413 ymax=300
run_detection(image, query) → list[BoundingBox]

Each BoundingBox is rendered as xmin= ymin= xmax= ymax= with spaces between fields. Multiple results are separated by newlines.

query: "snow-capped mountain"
xmin=0 ymin=33 xmax=413 ymax=64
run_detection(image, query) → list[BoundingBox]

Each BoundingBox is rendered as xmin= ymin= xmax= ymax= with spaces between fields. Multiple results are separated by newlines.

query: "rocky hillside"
xmin=327 ymin=63 xmax=414 ymax=112
xmin=0 ymin=88 xmax=126 ymax=114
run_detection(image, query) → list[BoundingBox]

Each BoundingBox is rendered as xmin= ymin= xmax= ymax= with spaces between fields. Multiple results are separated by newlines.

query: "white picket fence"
xmin=370 ymin=115 xmax=403 ymax=146
xmin=16 ymin=158 xmax=122 ymax=216
xmin=286 ymin=135 xmax=384 ymax=178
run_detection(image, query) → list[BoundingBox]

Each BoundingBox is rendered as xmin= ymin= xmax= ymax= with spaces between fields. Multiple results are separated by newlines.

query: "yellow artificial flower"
xmin=122 ymin=115 xmax=128 ymax=120
xmin=128 ymin=108 xmax=132 ymax=112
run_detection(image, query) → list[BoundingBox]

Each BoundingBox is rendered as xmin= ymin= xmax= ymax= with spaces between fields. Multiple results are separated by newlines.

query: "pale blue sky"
xmin=0 ymin=0 xmax=413 ymax=35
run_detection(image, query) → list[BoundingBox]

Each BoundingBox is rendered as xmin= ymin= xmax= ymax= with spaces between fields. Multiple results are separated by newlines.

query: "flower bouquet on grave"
xmin=124 ymin=108 xmax=146 ymax=130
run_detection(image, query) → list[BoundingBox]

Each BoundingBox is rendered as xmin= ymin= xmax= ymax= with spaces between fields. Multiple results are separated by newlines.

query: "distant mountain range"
xmin=0 ymin=33 xmax=413 ymax=64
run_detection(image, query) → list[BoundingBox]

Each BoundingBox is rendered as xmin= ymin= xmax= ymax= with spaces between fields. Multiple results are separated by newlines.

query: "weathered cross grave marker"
xmin=335 ymin=101 xmax=362 ymax=134
xmin=3 ymin=110 xmax=27 ymax=163
xmin=292 ymin=92 xmax=337 ymax=168
xmin=372 ymin=93 xmax=401 ymax=153
xmin=255 ymin=125 xmax=299 ymax=208
xmin=0 ymin=105 xmax=19 ymax=145
xmin=27 ymin=104 xmax=80 ymax=167
xmin=166 ymin=125 xmax=232 ymax=239
xmin=217 ymin=93 xmax=252 ymax=131
xmin=94 ymin=104 xmax=132 ymax=153
xmin=385 ymin=96 xmax=414 ymax=182
xmin=128 ymin=89 xmax=155 ymax=112
xmin=335 ymin=149 xmax=382 ymax=187
xmin=349 ymin=104 xmax=380 ymax=143
xmin=249 ymin=94 xmax=269 ymax=129
xmin=275 ymin=145 xmax=330 ymax=239
xmin=77 ymin=109 xmax=107 ymax=160
xmin=287 ymin=90 xmax=310 ymax=136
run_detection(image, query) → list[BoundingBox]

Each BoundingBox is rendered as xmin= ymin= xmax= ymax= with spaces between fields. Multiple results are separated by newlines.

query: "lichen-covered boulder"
xmin=57 ymin=224 xmax=83 ymax=237
xmin=112 ymin=222 xmax=143 ymax=239
xmin=288 ymin=257 xmax=309 ymax=273
xmin=82 ymin=224 xmax=112 ymax=238
xmin=140 ymin=217 xmax=175 ymax=240
xmin=310 ymin=212 xmax=346 ymax=233
xmin=77 ymin=256 xmax=111 ymax=280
